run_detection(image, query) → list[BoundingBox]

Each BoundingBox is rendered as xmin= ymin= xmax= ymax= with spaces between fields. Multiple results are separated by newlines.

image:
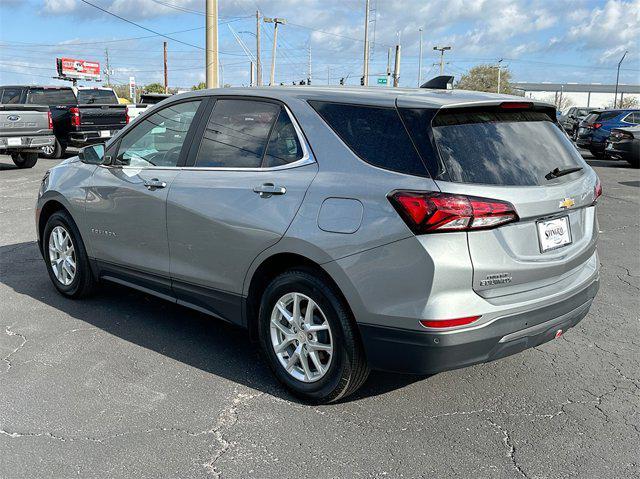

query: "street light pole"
xmin=418 ymin=28 xmax=423 ymax=86
xmin=496 ymin=58 xmax=503 ymax=94
xmin=614 ymin=50 xmax=628 ymax=109
xmin=362 ymin=0 xmax=370 ymax=86
xmin=264 ymin=17 xmax=286 ymax=86
xmin=433 ymin=45 xmax=451 ymax=75
xmin=256 ymin=10 xmax=261 ymax=86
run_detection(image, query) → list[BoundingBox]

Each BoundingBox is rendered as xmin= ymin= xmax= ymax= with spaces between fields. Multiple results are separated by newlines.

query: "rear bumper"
xmin=359 ymin=278 xmax=599 ymax=374
xmin=69 ymin=129 xmax=119 ymax=146
xmin=0 ymin=134 xmax=55 ymax=151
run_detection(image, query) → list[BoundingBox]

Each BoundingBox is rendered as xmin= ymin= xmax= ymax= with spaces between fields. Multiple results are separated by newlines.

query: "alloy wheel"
xmin=48 ymin=225 xmax=76 ymax=286
xmin=270 ymin=292 xmax=334 ymax=383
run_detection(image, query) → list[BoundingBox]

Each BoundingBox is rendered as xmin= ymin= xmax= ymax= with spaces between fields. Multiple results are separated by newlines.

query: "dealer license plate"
xmin=100 ymin=130 xmax=111 ymax=138
xmin=7 ymin=137 xmax=21 ymax=146
xmin=537 ymin=216 xmax=572 ymax=253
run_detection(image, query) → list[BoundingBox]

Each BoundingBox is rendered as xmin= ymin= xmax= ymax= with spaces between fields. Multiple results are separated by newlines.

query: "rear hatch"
xmin=399 ymin=102 xmax=599 ymax=301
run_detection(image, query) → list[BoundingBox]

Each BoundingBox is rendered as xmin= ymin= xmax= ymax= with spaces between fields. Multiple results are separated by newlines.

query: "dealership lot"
xmin=0 ymin=152 xmax=638 ymax=478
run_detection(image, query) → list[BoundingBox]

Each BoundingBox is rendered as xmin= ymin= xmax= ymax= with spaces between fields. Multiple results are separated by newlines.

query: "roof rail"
xmin=420 ymin=75 xmax=454 ymax=90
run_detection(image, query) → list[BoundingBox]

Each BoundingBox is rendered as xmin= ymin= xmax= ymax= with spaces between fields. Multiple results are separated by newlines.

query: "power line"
xmin=78 ymin=0 xmax=204 ymax=50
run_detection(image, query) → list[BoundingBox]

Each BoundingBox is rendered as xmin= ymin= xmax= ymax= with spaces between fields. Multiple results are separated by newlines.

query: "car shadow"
xmin=585 ymin=159 xmax=633 ymax=169
xmin=0 ymin=241 xmax=424 ymax=404
xmin=0 ymin=151 xmax=78 ymax=170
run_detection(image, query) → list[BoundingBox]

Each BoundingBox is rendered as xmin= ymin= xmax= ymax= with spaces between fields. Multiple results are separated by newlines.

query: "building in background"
xmin=513 ymin=82 xmax=640 ymax=110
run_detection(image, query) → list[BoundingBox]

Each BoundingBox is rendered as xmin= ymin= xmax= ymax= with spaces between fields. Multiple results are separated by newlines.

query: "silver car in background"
xmin=35 ymin=87 xmax=600 ymax=402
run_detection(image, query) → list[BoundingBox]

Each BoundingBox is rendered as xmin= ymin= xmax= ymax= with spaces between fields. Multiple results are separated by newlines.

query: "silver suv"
xmin=36 ymin=87 xmax=600 ymax=402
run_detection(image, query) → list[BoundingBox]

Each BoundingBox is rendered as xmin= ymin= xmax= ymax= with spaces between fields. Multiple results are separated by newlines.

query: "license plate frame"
xmin=99 ymin=130 xmax=111 ymax=138
xmin=6 ymin=137 xmax=21 ymax=146
xmin=537 ymin=216 xmax=572 ymax=253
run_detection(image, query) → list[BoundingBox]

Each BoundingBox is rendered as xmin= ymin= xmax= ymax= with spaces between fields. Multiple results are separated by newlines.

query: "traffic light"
xmin=360 ymin=76 xmax=365 ymax=86
xmin=339 ymin=78 xmax=345 ymax=85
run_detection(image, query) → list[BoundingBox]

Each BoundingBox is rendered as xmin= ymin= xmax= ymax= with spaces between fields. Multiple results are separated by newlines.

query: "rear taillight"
xmin=70 ymin=107 xmax=80 ymax=127
xmin=592 ymin=122 xmax=602 ymax=129
xmin=594 ymin=178 xmax=602 ymax=203
xmin=125 ymin=108 xmax=130 ymax=124
xmin=47 ymin=111 xmax=53 ymax=130
xmin=388 ymin=191 xmax=518 ymax=234
xmin=420 ymin=315 xmax=481 ymax=329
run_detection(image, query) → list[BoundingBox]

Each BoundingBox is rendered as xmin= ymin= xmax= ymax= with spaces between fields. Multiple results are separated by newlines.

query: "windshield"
xmin=77 ymin=89 xmax=118 ymax=104
xmin=402 ymin=108 xmax=585 ymax=186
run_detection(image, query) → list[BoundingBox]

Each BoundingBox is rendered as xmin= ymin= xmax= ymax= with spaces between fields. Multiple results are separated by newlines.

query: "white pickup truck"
xmin=0 ymin=105 xmax=55 ymax=168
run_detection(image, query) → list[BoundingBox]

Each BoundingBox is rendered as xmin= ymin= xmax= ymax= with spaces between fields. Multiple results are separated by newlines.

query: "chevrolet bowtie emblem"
xmin=559 ymin=198 xmax=575 ymax=209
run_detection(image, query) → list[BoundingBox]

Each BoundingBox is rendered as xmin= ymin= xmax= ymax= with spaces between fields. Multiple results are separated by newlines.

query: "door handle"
xmin=253 ymin=183 xmax=286 ymax=198
xmin=144 ymin=178 xmax=167 ymax=190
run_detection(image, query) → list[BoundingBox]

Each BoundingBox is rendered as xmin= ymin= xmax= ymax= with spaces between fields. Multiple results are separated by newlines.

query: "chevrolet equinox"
xmin=36 ymin=87 xmax=601 ymax=403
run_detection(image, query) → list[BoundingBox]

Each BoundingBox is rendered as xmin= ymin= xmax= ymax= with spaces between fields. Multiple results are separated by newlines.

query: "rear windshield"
xmin=575 ymin=108 xmax=590 ymax=116
xmin=596 ymin=111 xmax=620 ymax=122
xmin=27 ymin=88 xmax=76 ymax=106
xmin=401 ymin=108 xmax=584 ymax=186
xmin=77 ymin=89 xmax=118 ymax=104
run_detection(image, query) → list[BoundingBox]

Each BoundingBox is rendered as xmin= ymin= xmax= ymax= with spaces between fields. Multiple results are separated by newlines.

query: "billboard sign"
xmin=56 ymin=58 xmax=101 ymax=80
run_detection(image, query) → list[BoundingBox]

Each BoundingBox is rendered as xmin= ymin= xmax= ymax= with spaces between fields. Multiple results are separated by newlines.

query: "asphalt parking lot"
xmin=0 ymin=150 xmax=638 ymax=479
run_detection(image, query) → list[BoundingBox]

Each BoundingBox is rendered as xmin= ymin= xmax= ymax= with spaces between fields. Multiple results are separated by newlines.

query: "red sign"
xmin=56 ymin=58 xmax=101 ymax=80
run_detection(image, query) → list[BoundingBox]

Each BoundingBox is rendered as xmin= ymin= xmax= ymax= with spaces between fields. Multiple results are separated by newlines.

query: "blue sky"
xmin=0 ymin=0 xmax=638 ymax=90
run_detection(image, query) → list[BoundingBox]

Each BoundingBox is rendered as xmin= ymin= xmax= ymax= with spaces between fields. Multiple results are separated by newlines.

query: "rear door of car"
xmin=166 ymin=96 xmax=317 ymax=324
xmin=399 ymin=102 xmax=599 ymax=300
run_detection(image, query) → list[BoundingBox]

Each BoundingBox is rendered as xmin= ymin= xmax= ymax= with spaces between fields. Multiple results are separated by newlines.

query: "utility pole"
xmin=255 ymin=10 xmax=262 ymax=86
xmin=327 ymin=66 xmax=330 ymax=85
xmin=393 ymin=44 xmax=401 ymax=87
xmin=250 ymin=61 xmax=255 ymax=87
xmin=496 ymin=58 xmax=503 ymax=94
xmin=264 ymin=17 xmax=286 ymax=86
xmin=362 ymin=0 xmax=370 ymax=86
xmin=418 ymin=28 xmax=423 ymax=86
xmin=614 ymin=50 xmax=628 ymax=108
xmin=433 ymin=45 xmax=451 ymax=75
xmin=205 ymin=0 xmax=219 ymax=89
xmin=307 ymin=41 xmax=312 ymax=84
xmin=163 ymin=41 xmax=168 ymax=93
xmin=104 ymin=47 xmax=111 ymax=87
xmin=387 ymin=47 xmax=392 ymax=87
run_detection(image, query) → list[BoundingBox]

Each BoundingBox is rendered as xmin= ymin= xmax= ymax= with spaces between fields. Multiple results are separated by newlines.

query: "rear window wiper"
xmin=545 ymin=166 xmax=583 ymax=180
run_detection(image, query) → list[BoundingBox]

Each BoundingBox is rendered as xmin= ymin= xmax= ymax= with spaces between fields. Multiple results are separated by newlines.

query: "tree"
xmin=110 ymin=84 xmax=131 ymax=102
xmin=456 ymin=64 xmax=514 ymax=94
xmin=191 ymin=82 xmax=206 ymax=90
xmin=607 ymin=96 xmax=639 ymax=109
xmin=541 ymin=94 xmax=574 ymax=111
xmin=143 ymin=82 xmax=166 ymax=94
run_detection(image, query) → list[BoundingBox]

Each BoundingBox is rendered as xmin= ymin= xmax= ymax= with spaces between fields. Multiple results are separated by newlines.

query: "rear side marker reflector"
xmin=594 ymin=178 xmax=602 ymax=202
xmin=420 ymin=316 xmax=481 ymax=329
xmin=389 ymin=191 xmax=518 ymax=234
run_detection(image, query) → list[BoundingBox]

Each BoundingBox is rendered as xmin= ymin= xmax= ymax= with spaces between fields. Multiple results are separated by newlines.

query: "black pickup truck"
xmin=0 ymin=85 xmax=128 ymax=158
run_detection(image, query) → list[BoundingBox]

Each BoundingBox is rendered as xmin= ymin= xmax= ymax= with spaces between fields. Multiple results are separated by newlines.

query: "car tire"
xmin=43 ymin=210 xmax=96 ymax=298
xmin=259 ymin=268 xmax=369 ymax=403
xmin=11 ymin=152 xmax=38 ymax=169
xmin=589 ymin=148 xmax=604 ymax=159
xmin=40 ymin=138 xmax=64 ymax=159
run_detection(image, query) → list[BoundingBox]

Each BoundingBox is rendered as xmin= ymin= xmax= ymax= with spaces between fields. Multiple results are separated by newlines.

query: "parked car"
xmin=0 ymin=85 xmax=128 ymax=159
xmin=36 ymin=88 xmax=601 ymax=402
xmin=576 ymin=109 xmax=640 ymax=158
xmin=0 ymin=104 xmax=55 ymax=168
xmin=559 ymin=106 xmax=591 ymax=139
xmin=126 ymin=93 xmax=173 ymax=122
xmin=605 ymin=126 xmax=640 ymax=168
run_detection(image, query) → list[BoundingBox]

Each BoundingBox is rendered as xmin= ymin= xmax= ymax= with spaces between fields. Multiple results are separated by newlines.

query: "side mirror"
xmin=79 ymin=144 xmax=106 ymax=165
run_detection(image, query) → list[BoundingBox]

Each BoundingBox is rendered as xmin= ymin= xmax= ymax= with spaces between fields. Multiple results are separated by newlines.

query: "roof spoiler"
xmin=420 ymin=75 xmax=454 ymax=90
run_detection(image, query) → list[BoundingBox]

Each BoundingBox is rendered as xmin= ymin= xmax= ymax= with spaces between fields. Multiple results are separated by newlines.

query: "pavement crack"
xmin=1 ymin=325 xmax=27 ymax=374
xmin=487 ymin=419 xmax=529 ymax=479
xmin=202 ymin=388 xmax=263 ymax=478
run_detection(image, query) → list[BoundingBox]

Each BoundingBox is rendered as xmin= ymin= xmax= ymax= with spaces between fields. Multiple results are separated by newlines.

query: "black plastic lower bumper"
xmin=359 ymin=280 xmax=599 ymax=375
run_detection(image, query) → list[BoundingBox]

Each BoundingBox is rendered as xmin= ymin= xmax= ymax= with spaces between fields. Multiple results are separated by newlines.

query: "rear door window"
xmin=596 ymin=111 xmax=619 ymax=122
xmin=401 ymin=108 xmax=585 ymax=186
xmin=309 ymin=101 xmax=427 ymax=176
xmin=27 ymin=88 xmax=76 ymax=106
xmin=195 ymin=99 xmax=280 ymax=168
